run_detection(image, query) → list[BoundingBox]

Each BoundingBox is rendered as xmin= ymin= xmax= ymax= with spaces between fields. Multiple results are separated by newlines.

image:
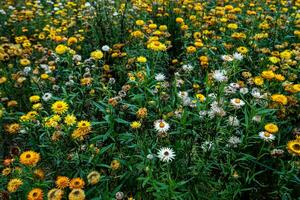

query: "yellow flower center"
xmin=235 ymin=99 xmax=240 ymax=104
xmin=264 ymin=132 xmax=270 ymax=137
xmin=159 ymin=122 xmax=165 ymax=128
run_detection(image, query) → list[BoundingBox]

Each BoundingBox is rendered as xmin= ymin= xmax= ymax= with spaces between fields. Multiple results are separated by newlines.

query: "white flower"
xmin=230 ymin=98 xmax=245 ymax=108
xmin=252 ymin=115 xmax=262 ymax=122
xmin=229 ymin=83 xmax=240 ymax=89
xmin=23 ymin=67 xmax=32 ymax=75
xmin=251 ymin=88 xmax=263 ymax=98
xmin=102 ymin=45 xmax=110 ymax=52
xmin=73 ymin=54 xmax=82 ymax=62
xmin=212 ymin=70 xmax=228 ymax=82
xmin=221 ymin=55 xmax=234 ymax=62
xmin=199 ymin=110 xmax=207 ymax=118
xmin=209 ymin=101 xmax=226 ymax=117
xmin=175 ymin=79 xmax=184 ymax=87
xmin=154 ymin=119 xmax=170 ymax=133
xmin=40 ymin=64 xmax=49 ymax=71
xmin=157 ymin=147 xmax=176 ymax=162
xmin=0 ymin=9 xmax=6 ymax=15
xmin=227 ymin=136 xmax=242 ymax=147
xmin=228 ymin=116 xmax=240 ymax=126
xmin=182 ymin=64 xmax=194 ymax=72
xmin=42 ymin=92 xmax=52 ymax=101
xmin=239 ymin=87 xmax=249 ymax=94
xmin=270 ymin=149 xmax=284 ymax=157
xmin=178 ymin=91 xmax=188 ymax=99
xmin=155 ymin=73 xmax=166 ymax=81
xmin=233 ymin=52 xmax=243 ymax=61
xmin=259 ymin=131 xmax=275 ymax=142
xmin=147 ymin=154 xmax=154 ymax=160
xmin=224 ymin=86 xmax=236 ymax=94
xmin=85 ymin=2 xmax=91 ymax=7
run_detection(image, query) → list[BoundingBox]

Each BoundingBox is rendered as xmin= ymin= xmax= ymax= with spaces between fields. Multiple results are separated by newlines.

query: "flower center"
xmin=26 ymin=154 xmax=31 ymax=158
xmin=159 ymin=122 xmax=165 ymax=128
xmin=235 ymin=99 xmax=240 ymax=104
xmin=293 ymin=144 xmax=300 ymax=151
xmin=264 ymin=132 xmax=270 ymax=137
xmin=164 ymin=151 xmax=169 ymax=156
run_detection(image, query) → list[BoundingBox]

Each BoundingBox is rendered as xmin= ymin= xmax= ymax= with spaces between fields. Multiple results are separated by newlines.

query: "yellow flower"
xmin=269 ymin=56 xmax=280 ymax=64
xmin=56 ymin=176 xmax=70 ymax=189
xmin=67 ymin=37 xmax=78 ymax=46
xmin=280 ymin=50 xmax=292 ymax=59
xmin=137 ymin=56 xmax=147 ymax=63
xmin=287 ymin=140 xmax=300 ymax=156
xmin=20 ymin=58 xmax=31 ymax=66
xmin=237 ymin=46 xmax=248 ymax=54
xmin=68 ymin=189 xmax=85 ymax=200
xmin=135 ymin=20 xmax=144 ymax=26
xmin=41 ymin=73 xmax=49 ymax=80
xmin=196 ymin=94 xmax=206 ymax=102
xmin=5 ymin=123 xmax=20 ymax=134
xmin=274 ymin=74 xmax=285 ymax=81
xmin=55 ymin=44 xmax=68 ymax=55
xmin=261 ymin=70 xmax=275 ymax=79
xmin=253 ymin=76 xmax=264 ymax=86
xmin=20 ymin=150 xmax=40 ymax=166
xmin=47 ymin=189 xmax=64 ymax=200
xmin=32 ymin=103 xmax=43 ymax=110
xmin=87 ymin=171 xmax=101 ymax=185
xmin=292 ymin=84 xmax=300 ymax=93
xmin=147 ymin=41 xmax=167 ymax=51
xmin=51 ymin=101 xmax=69 ymax=114
xmin=69 ymin=178 xmax=85 ymax=189
xmin=136 ymin=108 xmax=147 ymax=119
xmin=227 ymin=23 xmax=238 ymax=29
xmin=90 ymin=50 xmax=103 ymax=60
xmin=29 ymin=95 xmax=40 ymax=103
xmin=186 ymin=46 xmax=197 ymax=53
xmin=271 ymin=94 xmax=288 ymax=105
xmin=77 ymin=120 xmax=91 ymax=129
xmin=149 ymin=23 xmax=157 ymax=29
xmin=264 ymin=123 xmax=279 ymax=134
xmin=2 ymin=167 xmax=11 ymax=176
xmin=27 ymin=188 xmax=43 ymax=200
xmin=64 ymin=114 xmax=77 ymax=126
xmin=0 ymin=76 xmax=7 ymax=84
xmin=34 ymin=168 xmax=45 ymax=180
xmin=7 ymin=178 xmax=23 ymax=192
xmin=175 ymin=17 xmax=184 ymax=24
xmin=111 ymin=160 xmax=121 ymax=170
xmin=130 ymin=121 xmax=141 ymax=129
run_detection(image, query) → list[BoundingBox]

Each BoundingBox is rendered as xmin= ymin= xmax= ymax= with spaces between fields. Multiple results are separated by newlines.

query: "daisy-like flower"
xmin=259 ymin=131 xmax=275 ymax=142
xmin=182 ymin=64 xmax=194 ymax=72
xmin=155 ymin=73 xmax=166 ymax=81
xmin=154 ymin=119 xmax=170 ymax=133
xmin=230 ymin=98 xmax=245 ymax=108
xmin=212 ymin=70 xmax=228 ymax=82
xmin=239 ymin=87 xmax=249 ymax=94
xmin=228 ymin=116 xmax=240 ymax=126
xmin=157 ymin=147 xmax=176 ymax=162
xmin=221 ymin=55 xmax=234 ymax=62
xmin=227 ymin=136 xmax=242 ymax=148
xmin=233 ymin=52 xmax=243 ymax=61
xmin=101 ymin=45 xmax=110 ymax=52
xmin=51 ymin=101 xmax=69 ymax=114
xmin=42 ymin=93 xmax=52 ymax=101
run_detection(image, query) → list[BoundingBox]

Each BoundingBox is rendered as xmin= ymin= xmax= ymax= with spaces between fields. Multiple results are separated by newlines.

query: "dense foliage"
xmin=0 ymin=0 xmax=300 ymax=199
